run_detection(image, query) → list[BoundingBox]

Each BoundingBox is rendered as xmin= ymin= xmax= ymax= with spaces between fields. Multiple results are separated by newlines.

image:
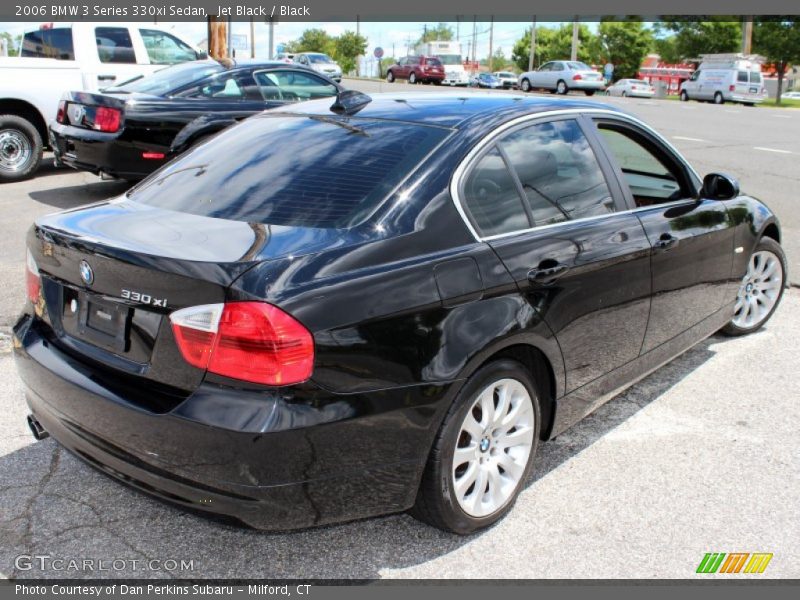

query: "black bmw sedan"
xmin=49 ymin=59 xmax=342 ymax=180
xmin=16 ymin=93 xmax=786 ymax=534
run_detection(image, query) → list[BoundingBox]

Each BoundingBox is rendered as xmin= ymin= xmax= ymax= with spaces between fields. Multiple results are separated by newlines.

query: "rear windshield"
xmin=425 ymin=58 xmax=443 ymax=66
xmin=128 ymin=115 xmax=450 ymax=228
xmin=21 ymin=28 xmax=74 ymax=60
xmin=568 ymin=62 xmax=591 ymax=71
xmin=108 ymin=61 xmax=223 ymax=94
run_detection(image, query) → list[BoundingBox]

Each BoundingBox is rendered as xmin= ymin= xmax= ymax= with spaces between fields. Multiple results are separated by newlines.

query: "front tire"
xmin=411 ymin=359 xmax=541 ymax=534
xmin=0 ymin=114 xmax=43 ymax=183
xmin=520 ymin=78 xmax=531 ymax=92
xmin=721 ymin=237 xmax=786 ymax=336
xmin=556 ymin=80 xmax=568 ymax=95
xmin=680 ymin=90 xmax=689 ymax=102
xmin=386 ymin=71 xmax=395 ymax=83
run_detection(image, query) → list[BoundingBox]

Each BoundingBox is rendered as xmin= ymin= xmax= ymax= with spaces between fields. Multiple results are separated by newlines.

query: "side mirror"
xmin=701 ymin=173 xmax=739 ymax=201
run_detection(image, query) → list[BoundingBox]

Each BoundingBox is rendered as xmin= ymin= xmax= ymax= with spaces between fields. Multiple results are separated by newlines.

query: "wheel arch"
xmin=761 ymin=222 xmax=780 ymax=244
xmin=0 ymin=98 xmax=48 ymax=147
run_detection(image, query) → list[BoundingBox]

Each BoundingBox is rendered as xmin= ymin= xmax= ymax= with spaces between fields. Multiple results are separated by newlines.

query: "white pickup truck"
xmin=0 ymin=22 xmax=203 ymax=182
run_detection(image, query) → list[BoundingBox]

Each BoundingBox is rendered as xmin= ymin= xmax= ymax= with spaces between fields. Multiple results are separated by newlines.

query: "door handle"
xmin=98 ymin=74 xmax=117 ymax=81
xmin=527 ymin=263 xmax=570 ymax=285
xmin=654 ymin=233 xmax=679 ymax=250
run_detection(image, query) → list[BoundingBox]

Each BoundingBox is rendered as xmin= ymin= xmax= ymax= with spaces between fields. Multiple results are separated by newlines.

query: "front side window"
xmin=595 ymin=122 xmax=692 ymax=207
xmin=690 ymin=70 xmax=701 ymax=81
xmin=254 ymin=70 xmax=337 ymax=102
xmin=499 ymin=120 xmax=615 ymax=225
xmin=21 ymin=28 xmax=74 ymax=60
xmin=538 ymin=62 xmax=552 ymax=72
xmin=184 ymin=73 xmax=244 ymax=99
xmin=96 ymin=27 xmax=136 ymax=64
xmin=139 ymin=29 xmax=198 ymax=65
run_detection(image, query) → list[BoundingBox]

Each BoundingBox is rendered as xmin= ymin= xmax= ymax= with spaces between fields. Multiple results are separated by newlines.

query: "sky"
xmin=0 ymin=20 xmax=599 ymax=61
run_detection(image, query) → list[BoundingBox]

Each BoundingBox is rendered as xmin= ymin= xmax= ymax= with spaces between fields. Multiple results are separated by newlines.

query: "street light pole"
xmin=528 ymin=17 xmax=536 ymax=71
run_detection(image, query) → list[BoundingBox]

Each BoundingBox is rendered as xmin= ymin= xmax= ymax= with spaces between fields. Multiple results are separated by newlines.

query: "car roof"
xmin=278 ymin=92 xmax=625 ymax=128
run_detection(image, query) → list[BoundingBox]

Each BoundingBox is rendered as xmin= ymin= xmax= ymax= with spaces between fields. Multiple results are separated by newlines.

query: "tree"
xmin=0 ymin=32 xmax=19 ymax=57
xmin=593 ymin=19 xmax=653 ymax=80
xmin=652 ymin=35 xmax=682 ymax=64
xmin=657 ymin=19 xmax=741 ymax=60
xmin=512 ymin=24 xmax=595 ymax=71
xmin=417 ymin=23 xmax=454 ymax=45
xmin=294 ymin=28 xmax=335 ymax=54
xmin=333 ymin=30 xmax=368 ymax=75
xmin=753 ymin=18 xmax=800 ymax=104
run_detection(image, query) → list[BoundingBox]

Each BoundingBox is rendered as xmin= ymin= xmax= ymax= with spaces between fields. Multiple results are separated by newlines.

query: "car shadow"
xmin=28 ymin=180 xmax=131 ymax=211
xmin=0 ymin=335 xmax=720 ymax=580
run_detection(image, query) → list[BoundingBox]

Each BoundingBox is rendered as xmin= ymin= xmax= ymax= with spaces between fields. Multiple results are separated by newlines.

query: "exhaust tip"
xmin=27 ymin=414 xmax=49 ymax=441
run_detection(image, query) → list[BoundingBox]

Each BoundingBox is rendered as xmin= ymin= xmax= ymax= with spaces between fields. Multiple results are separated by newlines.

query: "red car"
xmin=386 ymin=55 xmax=445 ymax=84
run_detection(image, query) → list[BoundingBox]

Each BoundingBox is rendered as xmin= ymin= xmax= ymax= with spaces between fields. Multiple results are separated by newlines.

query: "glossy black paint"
xmin=49 ymin=60 xmax=344 ymax=180
xmin=15 ymin=93 xmax=782 ymax=530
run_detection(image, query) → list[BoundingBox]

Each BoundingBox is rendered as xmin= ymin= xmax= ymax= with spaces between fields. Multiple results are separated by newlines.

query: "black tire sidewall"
xmin=721 ymin=237 xmax=787 ymax=336
xmin=429 ymin=359 xmax=541 ymax=534
xmin=0 ymin=115 xmax=43 ymax=182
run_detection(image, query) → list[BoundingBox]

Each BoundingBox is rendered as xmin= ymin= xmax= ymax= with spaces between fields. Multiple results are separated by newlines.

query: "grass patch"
xmin=758 ymin=97 xmax=800 ymax=108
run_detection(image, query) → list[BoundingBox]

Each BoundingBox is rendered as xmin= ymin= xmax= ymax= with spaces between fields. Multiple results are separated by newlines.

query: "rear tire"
xmin=411 ymin=359 xmax=541 ymax=534
xmin=720 ymin=237 xmax=786 ymax=336
xmin=714 ymin=92 xmax=724 ymax=105
xmin=621 ymin=91 xmax=627 ymax=97
xmin=584 ymin=90 xmax=596 ymax=96
xmin=0 ymin=114 xmax=43 ymax=183
xmin=409 ymin=72 xmax=417 ymax=84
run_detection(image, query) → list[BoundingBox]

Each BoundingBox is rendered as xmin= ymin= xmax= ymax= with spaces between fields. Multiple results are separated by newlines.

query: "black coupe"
xmin=17 ymin=93 xmax=786 ymax=534
xmin=49 ymin=59 xmax=342 ymax=180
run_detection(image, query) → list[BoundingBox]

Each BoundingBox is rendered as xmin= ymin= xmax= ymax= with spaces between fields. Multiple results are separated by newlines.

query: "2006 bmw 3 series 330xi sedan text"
xmin=14 ymin=92 xmax=787 ymax=534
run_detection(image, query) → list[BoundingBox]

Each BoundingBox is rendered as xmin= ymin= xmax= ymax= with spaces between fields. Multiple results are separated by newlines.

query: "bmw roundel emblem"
xmin=79 ymin=260 xmax=94 ymax=286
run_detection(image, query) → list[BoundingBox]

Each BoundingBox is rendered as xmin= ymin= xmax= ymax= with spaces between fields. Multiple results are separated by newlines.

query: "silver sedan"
xmin=605 ymin=79 xmax=655 ymax=98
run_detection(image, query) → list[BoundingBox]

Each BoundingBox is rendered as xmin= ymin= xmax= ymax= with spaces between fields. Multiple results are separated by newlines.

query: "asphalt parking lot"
xmin=0 ymin=87 xmax=798 ymax=579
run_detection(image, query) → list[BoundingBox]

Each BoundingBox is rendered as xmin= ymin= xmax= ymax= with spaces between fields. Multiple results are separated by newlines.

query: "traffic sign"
xmin=374 ymin=47 xmax=384 ymax=59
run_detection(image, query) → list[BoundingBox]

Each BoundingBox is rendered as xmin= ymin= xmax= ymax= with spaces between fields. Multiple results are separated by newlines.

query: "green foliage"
xmin=512 ymin=24 xmax=594 ymax=71
xmin=656 ymin=19 xmax=741 ymax=60
xmin=0 ymin=32 xmax=19 ymax=57
xmin=293 ymin=28 xmax=335 ymax=55
xmin=652 ymin=35 xmax=682 ymax=64
xmin=593 ymin=19 xmax=653 ymax=80
xmin=753 ymin=18 xmax=800 ymax=103
xmin=417 ymin=23 xmax=454 ymax=45
xmin=333 ymin=30 xmax=368 ymax=75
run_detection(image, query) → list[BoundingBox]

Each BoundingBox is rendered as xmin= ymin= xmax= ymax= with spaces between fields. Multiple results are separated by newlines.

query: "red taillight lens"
xmin=573 ymin=74 xmax=583 ymax=80
xmin=56 ymin=100 xmax=66 ymax=124
xmin=170 ymin=302 xmax=314 ymax=386
xmin=729 ymin=85 xmax=736 ymax=92
xmin=142 ymin=151 xmax=166 ymax=160
xmin=93 ymin=106 xmax=121 ymax=133
xmin=26 ymin=249 xmax=40 ymax=303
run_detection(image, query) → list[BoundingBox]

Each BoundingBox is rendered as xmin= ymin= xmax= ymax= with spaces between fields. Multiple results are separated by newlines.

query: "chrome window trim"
xmin=450 ymin=108 xmax=702 ymax=243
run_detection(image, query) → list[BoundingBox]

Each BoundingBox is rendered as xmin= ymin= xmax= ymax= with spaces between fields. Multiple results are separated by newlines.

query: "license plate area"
xmin=75 ymin=292 xmax=131 ymax=353
xmin=750 ymin=86 xmax=758 ymax=94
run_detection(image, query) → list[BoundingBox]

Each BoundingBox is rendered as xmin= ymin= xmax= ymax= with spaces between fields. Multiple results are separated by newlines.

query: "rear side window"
xmin=737 ymin=71 xmax=749 ymax=83
xmin=139 ymin=29 xmax=198 ymax=65
xmin=426 ymin=58 xmax=443 ymax=67
xmin=750 ymin=72 xmax=762 ymax=83
xmin=96 ymin=27 xmax=136 ymax=64
xmin=254 ymin=70 xmax=337 ymax=102
xmin=183 ymin=73 xmax=244 ymax=99
xmin=128 ymin=116 xmax=449 ymax=228
xmin=21 ymin=28 xmax=74 ymax=60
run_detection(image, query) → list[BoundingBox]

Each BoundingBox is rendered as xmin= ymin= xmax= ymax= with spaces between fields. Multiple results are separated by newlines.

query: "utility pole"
xmin=742 ymin=16 xmax=753 ymax=54
xmin=250 ymin=17 xmax=255 ymax=58
xmin=570 ymin=19 xmax=579 ymax=61
xmin=357 ymin=15 xmax=360 ymax=37
xmin=227 ymin=16 xmax=232 ymax=58
xmin=472 ymin=16 xmax=477 ymax=63
xmin=207 ymin=16 xmax=228 ymax=60
xmin=528 ymin=17 xmax=536 ymax=71
xmin=268 ymin=18 xmax=274 ymax=59
xmin=488 ymin=16 xmax=494 ymax=72
xmin=456 ymin=16 xmax=460 ymax=40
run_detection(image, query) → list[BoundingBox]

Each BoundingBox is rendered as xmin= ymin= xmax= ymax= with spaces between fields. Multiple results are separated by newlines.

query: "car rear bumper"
xmin=728 ymin=93 xmax=766 ymax=103
xmin=50 ymin=122 xmax=166 ymax=180
xmin=13 ymin=314 xmax=443 ymax=530
xmin=569 ymin=80 xmax=605 ymax=90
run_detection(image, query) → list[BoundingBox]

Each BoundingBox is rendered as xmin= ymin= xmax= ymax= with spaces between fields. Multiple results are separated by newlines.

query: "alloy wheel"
xmin=732 ymin=250 xmax=784 ymax=330
xmin=451 ymin=378 xmax=534 ymax=518
xmin=557 ymin=81 xmax=567 ymax=95
xmin=0 ymin=129 xmax=32 ymax=173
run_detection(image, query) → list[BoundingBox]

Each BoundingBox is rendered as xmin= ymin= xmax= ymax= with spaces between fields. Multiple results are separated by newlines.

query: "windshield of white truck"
xmin=436 ymin=54 xmax=462 ymax=66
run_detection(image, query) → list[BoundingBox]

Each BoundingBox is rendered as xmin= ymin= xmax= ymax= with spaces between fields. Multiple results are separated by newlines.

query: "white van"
xmin=0 ymin=23 xmax=203 ymax=181
xmin=680 ymin=54 xmax=767 ymax=105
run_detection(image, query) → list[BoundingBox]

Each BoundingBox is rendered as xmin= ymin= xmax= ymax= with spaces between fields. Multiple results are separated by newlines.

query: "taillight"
xmin=93 ymin=107 xmax=121 ymax=133
xmin=56 ymin=100 xmax=66 ymax=124
xmin=573 ymin=74 xmax=583 ymax=80
xmin=142 ymin=151 xmax=166 ymax=160
xmin=729 ymin=85 xmax=736 ymax=92
xmin=26 ymin=249 xmax=40 ymax=304
xmin=170 ymin=302 xmax=314 ymax=386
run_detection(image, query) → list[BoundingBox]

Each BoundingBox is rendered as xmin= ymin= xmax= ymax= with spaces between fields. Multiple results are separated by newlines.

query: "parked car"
xmin=680 ymin=54 xmax=767 ymax=105
xmin=0 ymin=23 xmax=203 ymax=182
xmin=386 ymin=55 xmax=445 ymax=84
xmin=605 ymin=79 xmax=655 ymax=98
xmin=293 ymin=52 xmax=342 ymax=82
xmin=274 ymin=52 xmax=295 ymax=63
xmin=493 ymin=71 xmax=518 ymax=89
xmin=470 ymin=72 xmax=503 ymax=89
xmin=49 ymin=59 xmax=341 ymax=181
xmin=518 ymin=60 xmax=605 ymax=95
xmin=16 ymin=93 xmax=786 ymax=534
xmin=781 ymin=91 xmax=800 ymax=99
